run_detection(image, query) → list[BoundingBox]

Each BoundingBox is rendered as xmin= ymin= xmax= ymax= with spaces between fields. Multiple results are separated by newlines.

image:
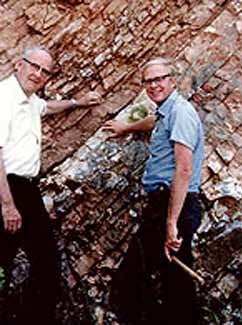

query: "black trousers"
xmin=110 ymin=185 xmax=202 ymax=325
xmin=0 ymin=174 xmax=60 ymax=325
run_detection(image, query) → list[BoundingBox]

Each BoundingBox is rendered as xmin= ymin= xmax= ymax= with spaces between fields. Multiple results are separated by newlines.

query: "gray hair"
xmin=141 ymin=57 xmax=177 ymax=77
xmin=22 ymin=45 xmax=53 ymax=62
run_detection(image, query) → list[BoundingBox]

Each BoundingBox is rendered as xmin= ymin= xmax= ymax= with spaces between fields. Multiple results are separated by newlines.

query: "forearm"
xmin=164 ymin=167 xmax=190 ymax=260
xmin=46 ymin=99 xmax=77 ymax=115
xmin=127 ymin=116 xmax=155 ymax=133
xmin=46 ymin=91 xmax=101 ymax=115
xmin=167 ymin=168 xmax=190 ymax=225
xmin=103 ymin=116 xmax=155 ymax=137
xmin=0 ymin=149 xmax=14 ymax=206
xmin=167 ymin=143 xmax=192 ymax=225
xmin=164 ymin=142 xmax=193 ymax=260
xmin=119 ymin=116 xmax=155 ymax=135
xmin=0 ymin=149 xmax=22 ymax=232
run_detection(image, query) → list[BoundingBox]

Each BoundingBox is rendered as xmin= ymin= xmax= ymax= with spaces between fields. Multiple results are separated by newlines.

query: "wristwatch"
xmin=71 ymin=98 xmax=77 ymax=107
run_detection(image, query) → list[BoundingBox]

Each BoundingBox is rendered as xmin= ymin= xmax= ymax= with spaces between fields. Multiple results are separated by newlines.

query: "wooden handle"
xmin=172 ymin=256 xmax=205 ymax=286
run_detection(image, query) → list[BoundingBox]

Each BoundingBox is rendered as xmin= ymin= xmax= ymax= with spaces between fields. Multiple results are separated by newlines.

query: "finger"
xmin=14 ymin=216 xmax=22 ymax=231
xmin=5 ymin=217 xmax=20 ymax=233
xmin=171 ymin=245 xmax=180 ymax=252
xmin=3 ymin=219 xmax=8 ymax=231
xmin=173 ymin=240 xmax=182 ymax=248
xmin=102 ymin=122 xmax=117 ymax=131
xmin=102 ymin=126 xmax=114 ymax=132
xmin=164 ymin=245 xmax=172 ymax=262
xmin=91 ymin=94 xmax=102 ymax=101
xmin=94 ymin=91 xmax=101 ymax=98
xmin=169 ymin=241 xmax=182 ymax=252
xmin=106 ymin=133 xmax=118 ymax=140
xmin=7 ymin=221 xmax=15 ymax=233
xmin=12 ymin=224 xmax=17 ymax=233
xmin=6 ymin=220 xmax=13 ymax=232
xmin=174 ymin=238 xmax=183 ymax=249
xmin=103 ymin=121 xmax=113 ymax=127
xmin=16 ymin=217 xmax=22 ymax=230
xmin=91 ymin=95 xmax=100 ymax=101
xmin=177 ymin=237 xmax=183 ymax=243
xmin=94 ymin=94 xmax=102 ymax=101
xmin=90 ymin=100 xmax=100 ymax=105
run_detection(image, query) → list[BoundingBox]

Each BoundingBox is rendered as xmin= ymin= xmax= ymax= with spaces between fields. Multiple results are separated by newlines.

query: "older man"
xmin=104 ymin=57 xmax=204 ymax=324
xmin=0 ymin=45 xmax=101 ymax=325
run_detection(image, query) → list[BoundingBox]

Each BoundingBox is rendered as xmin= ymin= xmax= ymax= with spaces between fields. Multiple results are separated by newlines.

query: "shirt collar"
xmin=155 ymin=90 xmax=179 ymax=118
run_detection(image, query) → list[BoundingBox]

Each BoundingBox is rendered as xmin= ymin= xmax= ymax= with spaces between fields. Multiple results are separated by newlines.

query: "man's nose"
xmin=149 ymin=80 xmax=158 ymax=87
xmin=34 ymin=67 xmax=43 ymax=78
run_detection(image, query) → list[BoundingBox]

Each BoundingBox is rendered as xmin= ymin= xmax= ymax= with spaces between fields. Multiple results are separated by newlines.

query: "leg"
xmin=0 ymin=228 xmax=19 ymax=325
xmin=0 ymin=223 xmax=19 ymax=280
xmin=0 ymin=182 xmax=22 ymax=324
xmin=110 ymin=189 xmax=169 ymax=324
xmin=7 ymin=175 xmax=60 ymax=324
xmin=162 ymin=195 xmax=202 ymax=324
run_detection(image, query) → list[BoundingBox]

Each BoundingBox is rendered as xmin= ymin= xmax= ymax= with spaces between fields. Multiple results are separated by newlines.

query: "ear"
xmin=170 ymin=76 xmax=176 ymax=88
xmin=15 ymin=59 xmax=23 ymax=71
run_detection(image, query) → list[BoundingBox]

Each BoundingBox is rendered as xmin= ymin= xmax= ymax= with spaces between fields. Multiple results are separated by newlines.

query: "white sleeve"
xmin=39 ymin=98 xmax=48 ymax=116
xmin=33 ymin=94 xmax=48 ymax=117
xmin=0 ymin=96 xmax=12 ymax=147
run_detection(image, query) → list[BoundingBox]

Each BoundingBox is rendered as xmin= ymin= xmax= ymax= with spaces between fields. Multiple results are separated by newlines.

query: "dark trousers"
xmin=110 ymin=185 xmax=202 ymax=324
xmin=0 ymin=174 xmax=60 ymax=325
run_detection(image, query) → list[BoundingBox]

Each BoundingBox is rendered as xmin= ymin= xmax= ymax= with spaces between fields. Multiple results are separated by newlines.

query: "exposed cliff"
xmin=0 ymin=0 xmax=241 ymax=324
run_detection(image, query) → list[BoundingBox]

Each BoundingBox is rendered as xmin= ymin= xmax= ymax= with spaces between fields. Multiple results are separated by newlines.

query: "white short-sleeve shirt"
xmin=0 ymin=75 xmax=47 ymax=177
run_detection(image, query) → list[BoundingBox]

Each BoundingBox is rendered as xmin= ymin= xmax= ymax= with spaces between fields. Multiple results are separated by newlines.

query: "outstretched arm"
xmin=102 ymin=116 xmax=155 ymax=138
xmin=45 ymin=91 xmax=102 ymax=115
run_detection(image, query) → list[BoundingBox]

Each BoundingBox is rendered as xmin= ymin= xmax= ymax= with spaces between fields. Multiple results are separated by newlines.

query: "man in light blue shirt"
xmin=142 ymin=89 xmax=204 ymax=194
xmin=105 ymin=57 xmax=204 ymax=324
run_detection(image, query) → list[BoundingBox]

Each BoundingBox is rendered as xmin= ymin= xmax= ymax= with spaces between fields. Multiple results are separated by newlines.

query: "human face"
xmin=15 ymin=49 xmax=53 ymax=97
xmin=142 ymin=64 xmax=176 ymax=105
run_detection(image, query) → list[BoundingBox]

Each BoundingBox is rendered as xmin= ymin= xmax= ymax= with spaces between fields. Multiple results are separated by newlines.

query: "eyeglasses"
xmin=142 ymin=74 xmax=171 ymax=86
xmin=23 ymin=57 xmax=52 ymax=78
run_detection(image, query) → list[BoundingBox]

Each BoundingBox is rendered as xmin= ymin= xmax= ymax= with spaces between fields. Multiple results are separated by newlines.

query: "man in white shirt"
xmin=0 ymin=45 xmax=101 ymax=325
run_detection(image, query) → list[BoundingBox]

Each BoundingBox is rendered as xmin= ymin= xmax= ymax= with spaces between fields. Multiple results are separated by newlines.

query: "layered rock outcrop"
xmin=0 ymin=0 xmax=241 ymax=323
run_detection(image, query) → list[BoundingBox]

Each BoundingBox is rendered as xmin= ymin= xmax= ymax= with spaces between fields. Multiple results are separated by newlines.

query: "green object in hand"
xmin=128 ymin=103 xmax=149 ymax=122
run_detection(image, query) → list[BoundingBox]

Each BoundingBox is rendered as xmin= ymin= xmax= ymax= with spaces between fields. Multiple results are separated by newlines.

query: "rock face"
xmin=0 ymin=0 xmax=241 ymax=324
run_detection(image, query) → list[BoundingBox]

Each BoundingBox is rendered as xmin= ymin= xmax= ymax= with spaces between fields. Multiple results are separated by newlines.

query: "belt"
xmin=7 ymin=173 xmax=39 ymax=184
xmin=149 ymin=184 xmax=199 ymax=199
xmin=24 ymin=176 xmax=39 ymax=184
xmin=148 ymin=184 xmax=169 ymax=199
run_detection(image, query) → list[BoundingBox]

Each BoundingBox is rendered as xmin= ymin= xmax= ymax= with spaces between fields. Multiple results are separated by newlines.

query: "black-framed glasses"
xmin=23 ymin=57 xmax=52 ymax=78
xmin=142 ymin=74 xmax=171 ymax=86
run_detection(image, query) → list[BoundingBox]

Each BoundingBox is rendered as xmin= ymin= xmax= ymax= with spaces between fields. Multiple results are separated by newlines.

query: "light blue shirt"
xmin=142 ymin=90 xmax=204 ymax=193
